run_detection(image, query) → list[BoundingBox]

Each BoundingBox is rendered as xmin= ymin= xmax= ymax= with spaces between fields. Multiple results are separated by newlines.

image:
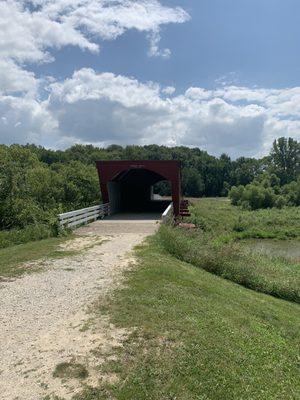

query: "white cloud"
xmin=147 ymin=30 xmax=171 ymax=59
xmin=1 ymin=66 xmax=300 ymax=157
xmin=0 ymin=59 xmax=37 ymax=95
xmin=43 ymin=69 xmax=297 ymax=157
xmin=0 ymin=0 xmax=190 ymax=118
xmin=0 ymin=95 xmax=57 ymax=145
xmin=1 ymin=65 xmax=300 ymax=157
xmin=162 ymin=86 xmax=176 ymax=95
xmin=0 ymin=0 xmax=189 ymax=67
xmin=0 ymin=1 xmax=299 ymax=158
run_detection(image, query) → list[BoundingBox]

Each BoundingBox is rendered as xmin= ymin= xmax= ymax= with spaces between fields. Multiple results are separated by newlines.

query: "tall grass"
xmin=0 ymin=224 xmax=55 ymax=249
xmin=159 ymin=199 xmax=300 ymax=303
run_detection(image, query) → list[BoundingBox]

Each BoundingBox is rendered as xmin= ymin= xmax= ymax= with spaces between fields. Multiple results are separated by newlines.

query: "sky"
xmin=1 ymin=0 xmax=300 ymax=158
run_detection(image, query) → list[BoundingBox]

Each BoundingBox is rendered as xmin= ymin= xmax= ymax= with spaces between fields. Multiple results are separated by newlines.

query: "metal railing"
xmin=58 ymin=203 xmax=110 ymax=228
xmin=161 ymin=202 xmax=173 ymax=224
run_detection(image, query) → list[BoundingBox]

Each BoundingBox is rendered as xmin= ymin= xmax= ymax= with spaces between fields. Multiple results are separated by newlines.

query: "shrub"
xmin=0 ymin=224 xmax=54 ymax=249
xmin=229 ymin=175 xmax=299 ymax=210
xmin=229 ymin=185 xmax=244 ymax=205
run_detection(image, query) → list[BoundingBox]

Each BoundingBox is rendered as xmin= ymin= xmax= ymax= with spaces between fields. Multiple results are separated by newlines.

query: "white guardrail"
xmin=58 ymin=203 xmax=110 ymax=228
xmin=162 ymin=202 xmax=173 ymax=224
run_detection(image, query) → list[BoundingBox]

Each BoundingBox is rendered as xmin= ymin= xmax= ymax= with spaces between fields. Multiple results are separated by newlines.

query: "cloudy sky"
xmin=1 ymin=0 xmax=300 ymax=158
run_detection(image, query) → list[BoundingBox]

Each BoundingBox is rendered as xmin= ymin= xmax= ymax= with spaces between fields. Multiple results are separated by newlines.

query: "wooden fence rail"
xmin=58 ymin=204 xmax=110 ymax=228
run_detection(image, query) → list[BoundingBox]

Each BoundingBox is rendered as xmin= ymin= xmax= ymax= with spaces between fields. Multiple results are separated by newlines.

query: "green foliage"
xmin=159 ymin=224 xmax=300 ymax=303
xmin=269 ymin=137 xmax=300 ymax=184
xmin=181 ymin=167 xmax=205 ymax=197
xmin=228 ymin=137 xmax=299 ymax=210
xmin=229 ymin=175 xmax=300 ymax=210
xmin=0 ymin=145 xmax=100 ymax=245
xmin=0 ymin=224 xmax=53 ymax=249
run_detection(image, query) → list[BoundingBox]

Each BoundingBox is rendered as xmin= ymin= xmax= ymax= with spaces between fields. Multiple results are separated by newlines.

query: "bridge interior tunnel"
xmin=108 ymin=168 xmax=170 ymax=214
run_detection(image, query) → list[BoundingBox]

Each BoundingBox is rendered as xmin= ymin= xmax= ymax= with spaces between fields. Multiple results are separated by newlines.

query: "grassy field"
xmin=0 ymin=236 xmax=76 ymax=278
xmin=75 ymin=234 xmax=300 ymax=400
xmin=158 ymin=199 xmax=300 ymax=303
xmin=188 ymin=198 xmax=300 ymax=240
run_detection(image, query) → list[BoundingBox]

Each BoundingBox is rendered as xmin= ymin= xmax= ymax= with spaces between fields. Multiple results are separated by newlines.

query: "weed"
xmin=53 ymin=362 xmax=88 ymax=380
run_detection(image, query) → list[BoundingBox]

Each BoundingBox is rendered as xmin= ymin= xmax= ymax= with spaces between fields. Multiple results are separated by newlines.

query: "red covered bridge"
xmin=96 ymin=160 xmax=187 ymax=217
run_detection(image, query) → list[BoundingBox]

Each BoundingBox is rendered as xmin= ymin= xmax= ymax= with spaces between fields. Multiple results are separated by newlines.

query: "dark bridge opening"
xmin=96 ymin=161 xmax=181 ymax=217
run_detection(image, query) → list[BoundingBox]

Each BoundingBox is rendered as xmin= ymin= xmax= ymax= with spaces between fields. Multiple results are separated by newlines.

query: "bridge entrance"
xmin=96 ymin=160 xmax=181 ymax=217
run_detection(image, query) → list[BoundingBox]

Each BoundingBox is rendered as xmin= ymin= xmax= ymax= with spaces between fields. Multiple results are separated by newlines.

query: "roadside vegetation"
xmin=74 ymin=234 xmax=300 ymax=400
xmin=159 ymin=198 xmax=300 ymax=303
xmin=0 ymin=235 xmax=76 ymax=279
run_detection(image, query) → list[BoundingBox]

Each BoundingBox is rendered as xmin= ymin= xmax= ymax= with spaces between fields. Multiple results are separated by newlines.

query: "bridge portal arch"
xmin=96 ymin=160 xmax=181 ymax=216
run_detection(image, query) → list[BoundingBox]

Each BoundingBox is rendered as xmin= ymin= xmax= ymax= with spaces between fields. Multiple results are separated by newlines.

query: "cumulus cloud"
xmin=0 ymin=0 xmax=189 ymax=67
xmin=162 ymin=86 xmax=176 ymax=96
xmin=0 ymin=95 xmax=57 ymax=145
xmin=0 ymin=1 xmax=299 ymax=158
xmin=0 ymin=0 xmax=190 ymax=140
xmin=41 ymin=69 xmax=298 ymax=157
xmin=1 ymin=64 xmax=300 ymax=157
xmin=1 ymin=65 xmax=300 ymax=157
xmin=0 ymin=59 xmax=38 ymax=95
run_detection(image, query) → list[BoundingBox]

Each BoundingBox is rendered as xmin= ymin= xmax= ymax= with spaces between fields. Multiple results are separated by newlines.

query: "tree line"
xmin=229 ymin=137 xmax=299 ymax=209
xmin=0 ymin=137 xmax=299 ymax=243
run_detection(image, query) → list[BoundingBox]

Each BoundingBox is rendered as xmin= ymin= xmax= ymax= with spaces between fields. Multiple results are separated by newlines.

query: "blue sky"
xmin=33 ymin=0 xmax=300 ymax=89
xmin=1 ymin=0 xmax=300 ymax=157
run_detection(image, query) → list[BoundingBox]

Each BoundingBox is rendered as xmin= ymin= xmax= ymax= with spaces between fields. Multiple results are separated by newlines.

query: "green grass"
xmin=53 ymin=362 xmax=89 ymax=380
xmin=155 ymin=199 xmax=300 ymax=303
xmin=188 ymin=198 xmax=300 ymax=241
xmin=159 ymin=225 xmax=300 ymax=303
xmin=0 ymin=235 xmax=76 ymax=278
xmin=74 ymin=236 xmax=300 ymax=400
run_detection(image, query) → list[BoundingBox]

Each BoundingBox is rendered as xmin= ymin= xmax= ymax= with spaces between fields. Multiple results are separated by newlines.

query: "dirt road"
xmin=0 ymin=215 xmax=159 ymax=400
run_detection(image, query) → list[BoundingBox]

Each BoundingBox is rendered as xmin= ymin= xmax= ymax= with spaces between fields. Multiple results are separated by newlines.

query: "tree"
xmin=230 ymin=157 xmax=262 ymax=186
xmin=182 ymin=168 xmax=205 ymax=197
xmin=269 ymin=137 xmax=300 ymax=184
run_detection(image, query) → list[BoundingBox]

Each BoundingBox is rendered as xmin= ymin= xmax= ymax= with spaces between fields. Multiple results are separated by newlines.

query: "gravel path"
xmin=0 ymin=216 xmax=159 ymax=400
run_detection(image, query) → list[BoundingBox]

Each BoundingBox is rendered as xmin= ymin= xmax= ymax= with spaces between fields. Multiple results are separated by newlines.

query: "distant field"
xmin=188 ymin=197 xmax=300 ymax=240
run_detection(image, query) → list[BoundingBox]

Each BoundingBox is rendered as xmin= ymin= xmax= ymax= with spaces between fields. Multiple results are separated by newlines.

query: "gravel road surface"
xmin=0 ymin=214 xmax=159 ymax=399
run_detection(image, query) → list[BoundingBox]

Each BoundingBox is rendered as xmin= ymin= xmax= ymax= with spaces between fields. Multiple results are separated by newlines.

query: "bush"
xmin=229 ymin=185 xmax=244 ymax=205
xmin=0 ymin=224 xmax=54 ymax=249
xmin=229 ymin=174 xmax=299 ymax=210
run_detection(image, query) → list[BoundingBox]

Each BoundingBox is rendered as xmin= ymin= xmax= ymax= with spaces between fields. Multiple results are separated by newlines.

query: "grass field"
xmin=0 ymin=236 xmax=76 ymax=278
xmin=187 ymin=198 xmax=300 ymax=240
xmin=75 ymin=234 xmax=300 ymax=400
xmin=158 ymin=199 xmax=300 ymax=303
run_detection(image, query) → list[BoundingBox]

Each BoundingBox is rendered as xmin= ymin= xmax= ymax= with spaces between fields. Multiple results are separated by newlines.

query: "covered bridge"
xmin=96 ymin=160 xmax=182 ymax=217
